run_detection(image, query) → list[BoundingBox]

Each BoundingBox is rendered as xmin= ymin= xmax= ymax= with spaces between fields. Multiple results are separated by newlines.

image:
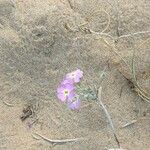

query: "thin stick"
xmin=131 ymin=39 xmax=150 ymax=103
xmin=33 ymin=132 xmax=83 ymax=144
xmin=114 ymin=0 xmax=121 ymax=37
xmin=97 ymin=37 xmax=132 ymax=72
xmin=31 ymin=133 xmax=41 ymax=140
xmin=107 ymin=148 xmax=126 ymax=150
xmin=121 ymin=117 xmax=150 ymax=128
xmin=67 ymin=0 xmax=73 ymax=9
xmin=99 ymin=37 xmax=150 ymax=103
xmin=3 ymin=101 xmax=14 ymax=107
xmin=85 ymin=10 xmax=111 ymax=33
xmin=121 ymin=120 xmax=137 ymax=128
xmin=98 ymin=87 xmax=120 ymax=148
xmin=117 ymin=30 xmax=150 ymax=39
xmin=89 ymin=30 xmax=115 ymax=39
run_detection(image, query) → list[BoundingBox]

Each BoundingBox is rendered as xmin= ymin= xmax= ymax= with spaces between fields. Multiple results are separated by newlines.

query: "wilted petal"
xmin=77 ymin=69 xmax=83 ymax=78
xmin=74 ymin=77 xmax=80 ymax=83
xmin=66 ymin=69 xmax=83 ymax=83
xmin=68 ymin=99 xmax=81 ymax=110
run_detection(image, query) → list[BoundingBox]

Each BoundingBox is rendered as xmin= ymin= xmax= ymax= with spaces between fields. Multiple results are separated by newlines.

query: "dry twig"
xmin=131 ymin=39 xmax=150 ymax=103
xmin=32 ymin=132 xmax=83 ymax=144
xmin=118 ymin=30 xmax=150 ymax=39
xmin=85 ymin=9 xmax=111 ymax=33
xmin=97 ymin=87 xmax=120 ymax=148
xmin=121 ymin=120 xmax=137 ymax=128
xmin=3 ymin=101 xmax=14 ymax=107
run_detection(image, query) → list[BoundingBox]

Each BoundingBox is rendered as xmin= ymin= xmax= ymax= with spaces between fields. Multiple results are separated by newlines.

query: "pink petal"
xmin=57 ymin=93 xmax=66 ymax=102
xmin=66 ymin=74 xmax=74 ymax=81
xmin=57 ymin=85 xmax=65 ymax=93
xmin=67 ymin=91 xmax=75 ymax=102
xmin=68 ymin=99 xmax=81 ymax=110
xmin=65 ymin=83 xmax=75 ymax=91
xmin=74 ymin=77 xmax=80 ymax=83
xmin=77 ymin=69 xmax=83 ymax=78
xmin=61 ymin=78 xmax=74 ymax=85
xmin=65 ymin=69 xmax=83 ymax=83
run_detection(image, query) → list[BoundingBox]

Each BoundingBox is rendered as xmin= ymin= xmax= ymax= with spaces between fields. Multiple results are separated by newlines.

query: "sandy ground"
xmin=0 ymin=0 xmax=150 ymax=150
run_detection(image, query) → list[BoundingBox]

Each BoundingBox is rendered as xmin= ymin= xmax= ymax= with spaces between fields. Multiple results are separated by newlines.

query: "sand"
xmin=0 ymin=0 xmax=150 ymax=149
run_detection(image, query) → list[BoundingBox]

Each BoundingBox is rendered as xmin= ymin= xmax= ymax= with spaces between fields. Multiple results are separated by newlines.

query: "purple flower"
xmin=66 ymin=69 xmax=83 ymax=83
xmin=57 ymin=83 xmax=75 ymax=102
xmin=68 ymin=98 xmax=81 ymax=110
xmin=57 ymin=69 xmax=83 ymax=110
xmin=61 ymin=78 xmax=74 ymax=85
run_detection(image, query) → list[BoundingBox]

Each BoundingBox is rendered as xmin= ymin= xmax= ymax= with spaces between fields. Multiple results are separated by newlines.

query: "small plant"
xmin=57 ymin=69 xmax=83 ymax=110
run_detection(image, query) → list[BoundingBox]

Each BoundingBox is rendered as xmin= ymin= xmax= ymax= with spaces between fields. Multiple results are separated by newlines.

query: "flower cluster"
xmin=57 ymin=69 xmax=83 ymax=110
